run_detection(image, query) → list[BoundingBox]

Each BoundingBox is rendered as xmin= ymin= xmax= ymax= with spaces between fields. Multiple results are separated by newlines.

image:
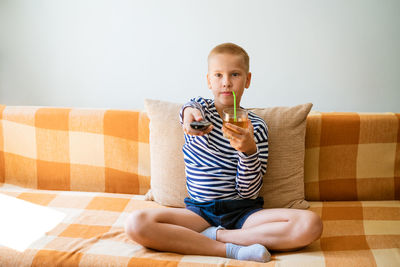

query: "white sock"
xmin=201 ymin=225 xmax=225 ymax=240
xmin=226 ymin=243 xmax=271 ymax=262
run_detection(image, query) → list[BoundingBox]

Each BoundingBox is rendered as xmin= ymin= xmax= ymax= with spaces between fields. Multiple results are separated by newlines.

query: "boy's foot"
xmin=201 ymin=225 xmax=225 ymax=240
xmin=226 ymin=243 xmax=271 ymax=263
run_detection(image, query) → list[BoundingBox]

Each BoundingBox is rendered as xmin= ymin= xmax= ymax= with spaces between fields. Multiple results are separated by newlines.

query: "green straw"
xmin=232 ymin=91 xmax=237 ymax=122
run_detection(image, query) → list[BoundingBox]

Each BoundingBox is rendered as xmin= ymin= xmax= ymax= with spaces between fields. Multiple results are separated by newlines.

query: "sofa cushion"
xmin=144 ymin=99 xmax=312 ymax=209
xmin=0 ymin=106 xmax=151 ymax=195
xmin=250 ymin=103 xmax=313 ymax=208
xmin=144 ymin=99 xmax=188 ymax=207
xmin=304 ymin=112 xmax=400 ymax=201
xmin=1 ymin=183 xmax=399 ymax=267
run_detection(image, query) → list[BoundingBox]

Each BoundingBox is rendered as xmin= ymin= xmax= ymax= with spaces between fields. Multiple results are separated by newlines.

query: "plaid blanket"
xmin=1 ymin=184 xmax=399 ymax=267
xmin=1 ymin=106 xmax=399 ymax=266
xmin=1 ymin=106 xmax=399 ymax=201
xmin=0 ymin=106 xmax=151 ymax=194
xmin=305 ymin=111 xmax=400 ymax=201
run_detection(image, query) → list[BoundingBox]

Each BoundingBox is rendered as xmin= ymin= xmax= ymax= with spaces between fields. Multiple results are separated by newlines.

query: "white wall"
xmin=1 ymin=0 xmax=399 ymax=112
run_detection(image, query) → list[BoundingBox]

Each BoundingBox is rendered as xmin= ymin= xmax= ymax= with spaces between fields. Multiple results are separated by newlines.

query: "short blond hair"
xmin=208 ymin=43 xmax=250 ymax=73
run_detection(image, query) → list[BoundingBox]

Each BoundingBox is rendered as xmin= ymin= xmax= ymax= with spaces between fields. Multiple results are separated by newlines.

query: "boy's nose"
xmin=223 ymin=77 xmax=232 ymax=87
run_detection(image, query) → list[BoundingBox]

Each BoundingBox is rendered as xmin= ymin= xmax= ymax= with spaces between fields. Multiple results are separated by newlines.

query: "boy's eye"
xmin=215 ymin=73 xmax=222 ymax=77
xmin=232 ymin=73 xmax=239 ymax=77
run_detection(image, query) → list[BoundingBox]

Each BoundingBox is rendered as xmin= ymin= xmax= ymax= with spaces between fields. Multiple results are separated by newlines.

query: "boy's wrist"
xmin=244 ymin=149 xmax=257 ymax=157
xmin=182 ymin=106 xmax=198 ymax=122
xmin=244 ymin=143 xmax=257 ymax=156
xmin=239 ymin=146 xmax=259 ymax=159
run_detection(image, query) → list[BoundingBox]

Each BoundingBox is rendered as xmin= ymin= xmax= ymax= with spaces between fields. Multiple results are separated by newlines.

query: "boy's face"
xmin=207 ymin=53 xmax=251 ymax=110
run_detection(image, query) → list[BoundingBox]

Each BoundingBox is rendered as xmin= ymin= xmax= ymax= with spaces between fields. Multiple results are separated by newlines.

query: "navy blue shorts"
xmin=184 ymin=197 xmax=264 ymax=229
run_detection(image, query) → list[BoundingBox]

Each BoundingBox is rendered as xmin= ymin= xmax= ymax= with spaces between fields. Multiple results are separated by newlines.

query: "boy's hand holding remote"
xmin=182 ymin=107 xmax=213 ymax=136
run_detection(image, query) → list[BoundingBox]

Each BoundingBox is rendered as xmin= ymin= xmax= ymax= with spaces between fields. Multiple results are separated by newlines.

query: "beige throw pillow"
xmin=250 ymin=103 xmax=313 ymax=209
xmin=144 ymin=99 xmax=188 ymax=207
xmin=145 ymin=98 xmax=312 ymax=209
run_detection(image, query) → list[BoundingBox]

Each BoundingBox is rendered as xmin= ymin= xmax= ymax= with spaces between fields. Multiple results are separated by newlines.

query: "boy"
xmin=125 ymin=43 xmax=323 ymax=263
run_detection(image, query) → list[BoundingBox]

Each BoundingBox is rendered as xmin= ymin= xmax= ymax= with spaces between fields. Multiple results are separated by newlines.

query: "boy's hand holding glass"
xmin=182 ymin=107 xmax=213 ymax=136
xmin=222 ymin=108 xmax=257 ymax=156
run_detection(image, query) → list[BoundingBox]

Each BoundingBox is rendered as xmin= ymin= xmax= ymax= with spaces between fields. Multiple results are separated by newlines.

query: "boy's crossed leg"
xmin=216 ymin=208 xmax=323 ymax=251
xmin=125 ymin=207 xmax=322 ymax=261
xmin=124 ymin=208 xmax=270 ymax=262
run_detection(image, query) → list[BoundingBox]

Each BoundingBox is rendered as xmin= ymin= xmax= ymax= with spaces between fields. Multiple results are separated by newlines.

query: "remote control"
xmin=190 ymin=120 xmax=212 ymax=131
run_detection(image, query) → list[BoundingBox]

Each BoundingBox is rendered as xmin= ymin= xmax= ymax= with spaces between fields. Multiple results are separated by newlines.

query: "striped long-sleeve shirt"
xmin=180 ymin=97 xmax=269 ymax=202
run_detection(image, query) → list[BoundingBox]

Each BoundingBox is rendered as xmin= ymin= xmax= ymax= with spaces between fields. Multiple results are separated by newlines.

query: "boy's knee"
xmin=125 ymin=210 xmax=151 ymax=241
xmin=309 ymin=212 xmax=323 ymax=240
xmin=291 ymin=211 xmax=323 ymax=248
xmin=299 ymin=211 xmax=323 ymax=245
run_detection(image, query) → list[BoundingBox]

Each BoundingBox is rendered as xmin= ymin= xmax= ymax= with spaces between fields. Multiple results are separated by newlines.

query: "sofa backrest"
xmin=304 ymin=112 xmax=400 ymax=201
xmin=0 ymin=105 xmax=151 ymax=195
xmin=1 ymin=105 xmax=399 ymax=201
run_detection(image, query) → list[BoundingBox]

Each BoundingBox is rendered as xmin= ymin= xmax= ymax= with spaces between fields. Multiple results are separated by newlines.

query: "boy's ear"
xmin=206 ymin=73 xmax=212 ymax=89
xmin=245 ymin=72 xmax=252 ymax=88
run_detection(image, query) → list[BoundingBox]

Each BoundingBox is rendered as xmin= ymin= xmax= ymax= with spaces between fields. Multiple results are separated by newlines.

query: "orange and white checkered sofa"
xmin=0 ymin=105 xmax=399 ymax=267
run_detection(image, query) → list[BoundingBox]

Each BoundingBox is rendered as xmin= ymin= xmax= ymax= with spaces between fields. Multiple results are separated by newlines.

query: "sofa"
xmin=0 ymin=102 xmax=399 ymax=267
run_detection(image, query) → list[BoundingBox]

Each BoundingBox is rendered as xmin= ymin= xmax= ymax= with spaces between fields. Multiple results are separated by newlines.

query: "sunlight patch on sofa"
xmin=0 ymin=193 xmax=65 ymax=252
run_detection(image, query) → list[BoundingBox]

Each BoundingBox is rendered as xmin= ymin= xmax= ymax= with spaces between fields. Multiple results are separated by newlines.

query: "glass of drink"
xmin=222 ymin=108 xmax=249 ymax=138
